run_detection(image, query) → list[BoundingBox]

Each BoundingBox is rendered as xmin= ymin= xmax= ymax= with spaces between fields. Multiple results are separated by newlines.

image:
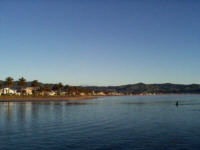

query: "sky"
xmin=0 ymin=0 xmax=200 ymax=86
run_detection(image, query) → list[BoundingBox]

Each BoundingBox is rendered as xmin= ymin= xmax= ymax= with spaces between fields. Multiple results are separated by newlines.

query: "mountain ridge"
xmin=84 ymin=83 xmax=200 ymax=94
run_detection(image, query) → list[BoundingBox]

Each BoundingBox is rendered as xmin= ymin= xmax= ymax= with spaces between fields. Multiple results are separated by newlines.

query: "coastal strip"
xmin=0 ymin=96 xmax=100 ymax=102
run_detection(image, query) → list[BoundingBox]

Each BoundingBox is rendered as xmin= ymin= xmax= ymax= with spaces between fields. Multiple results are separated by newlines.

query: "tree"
xmin=5 ymin=77 xmax=14 ymax=88
xmin=31 ymin=80 xmax=39 ymax=95
xmin=5 ymin=77 xmax=14 ymax=94
xmin=18 ymin=77 xmax=27 ymax=95
xmin=64 ymin=85 xmax=73 ymax=96
xmin=57 ymin=83 xmax=63 ymax=95
xmin=53 ymin=83 xmax=63 ymax=95
xmin=40 ymin=84 xmax=51 ymax=96
xmin=52 ymin=84 xmax=59 ymax=91
xmin=31 ymin=80 xmax=39 ymax=88
xmin=0 ymin=81 xmax=2 ymax=89
xmin=73 ymin=86 xmax=80 ymax=95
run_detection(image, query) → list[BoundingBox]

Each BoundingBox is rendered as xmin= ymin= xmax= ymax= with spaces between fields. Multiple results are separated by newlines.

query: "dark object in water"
xmin=176 ymin=101 xmax=179 ymax=106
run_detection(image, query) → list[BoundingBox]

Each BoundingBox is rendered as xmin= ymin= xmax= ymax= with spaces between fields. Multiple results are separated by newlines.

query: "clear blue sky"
xmin=0 ymin=0 xmax=200 ymax=86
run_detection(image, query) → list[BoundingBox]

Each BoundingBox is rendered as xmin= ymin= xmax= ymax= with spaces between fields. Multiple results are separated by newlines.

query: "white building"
xmin=96 ymin=92 xmax=106 ymax=96
xmin=1 ymin=88 xmax=19 ymax=95
xmin=48 ymin=91 xmax=56 ymax=96
xmin=60 ymin=92 xmax=67 ymax=96
xmin=80 ymin=92 xmax=85 ymax=96
xmin=23 ymin=87 xmax=33 ymax=95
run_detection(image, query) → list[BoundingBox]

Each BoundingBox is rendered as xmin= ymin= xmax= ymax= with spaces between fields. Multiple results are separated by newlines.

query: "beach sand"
xmin=0 ymin=96 xmax=100 ymax=102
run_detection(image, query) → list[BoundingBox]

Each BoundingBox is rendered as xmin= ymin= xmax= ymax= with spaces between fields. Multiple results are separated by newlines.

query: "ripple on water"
xmin=1 ymin=95 xmax=200 ymax=150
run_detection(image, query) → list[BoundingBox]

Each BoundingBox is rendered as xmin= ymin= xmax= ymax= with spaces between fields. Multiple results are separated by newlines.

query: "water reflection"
xmin=5 ymin=102 xmax=14 ymax=123
xmin=0 ymin=97 xmax=200 ymax=122
xmin=31 ymin=103 xmax=39 ymax=120
xmin=0 ymin=96 xmax=200 ymax=150
xmin=17 ymin=103 xmax=26 ymax=122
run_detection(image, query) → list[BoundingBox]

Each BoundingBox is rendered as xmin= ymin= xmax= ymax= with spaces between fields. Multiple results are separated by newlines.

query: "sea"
xmin=0 ymin=95 xmax=200 ymax=150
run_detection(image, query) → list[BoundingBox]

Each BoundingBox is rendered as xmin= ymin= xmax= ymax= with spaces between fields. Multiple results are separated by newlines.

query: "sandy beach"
xmin=0 ymin=96 xmax=100 ymax=102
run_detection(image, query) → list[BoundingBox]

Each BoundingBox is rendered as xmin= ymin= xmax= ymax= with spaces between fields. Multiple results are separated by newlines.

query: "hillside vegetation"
xmin=85 ymin=83 xmax=200 ymax=94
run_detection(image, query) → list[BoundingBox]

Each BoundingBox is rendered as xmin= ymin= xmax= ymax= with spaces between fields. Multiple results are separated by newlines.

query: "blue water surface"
xmin=0 ymin=95 xmax=200 ymax=150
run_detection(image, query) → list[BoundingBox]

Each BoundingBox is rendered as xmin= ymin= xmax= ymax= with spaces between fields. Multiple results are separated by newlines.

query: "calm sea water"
xmin=0 ymin=95 xmax=200 ymax=150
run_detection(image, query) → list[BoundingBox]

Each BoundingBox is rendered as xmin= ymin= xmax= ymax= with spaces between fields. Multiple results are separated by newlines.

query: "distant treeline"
xmin=0 ymin=77 xmax=93 ymax=96
xmin=2 ymin=77 xmax=200 ymax=94
xmin=84 ymin=83 xmax=200 ymax=94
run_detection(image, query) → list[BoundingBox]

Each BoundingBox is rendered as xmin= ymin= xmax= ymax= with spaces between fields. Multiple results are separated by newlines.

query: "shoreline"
xmin=0 ymin=96 xmax=100 ymax=102
xmin=0 ymin=93 xmax=200 ymax=102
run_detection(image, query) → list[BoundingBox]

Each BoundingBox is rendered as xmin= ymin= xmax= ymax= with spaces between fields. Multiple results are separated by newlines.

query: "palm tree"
xmin=73 ymin=86 xmax=79 ymax=95
xmin=64 ymin=85 xmax=75 ymax=96
xmin=53 ymin=83 xmax=63 ymax=95
xmin=18 ymin=77 xmax=27 ymax=95
xmin=52 ymin=84 xmax=59 ymax=92
xmin=0 ymin=81 xmax=2 ymax=94
xmin=31 ymin=80 xmax=39 ymax=95
xmin=5 ymin=77 xmax=14 ymax=88
xmin=0 ymin=81 xmax=2 ymax=89
xmin=57 ymin=83 xmax=63 ymax=95
xmin=31 ymin=80 xmax=39 ymax=88
xmin=5 ymin=77 xmax=14 ymax=94
xmin=64 ymin=85 xmax=70 ymax=96
xmin=41 ymin=84 xmax=51 ymax=96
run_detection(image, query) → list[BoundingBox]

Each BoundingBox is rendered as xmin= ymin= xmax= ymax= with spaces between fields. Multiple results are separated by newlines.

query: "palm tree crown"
xmin=41 ymin=84 xmax=51 ymax=93
xmin=31 ymin=80 xmax=39 ymax=88
xmin=53 ymin=83 xmax=63 ymax=95
xmin=5 ymin=77 xmax=14 ymax=88
xmin=18 ymin=77 xmax=27 ymax=87
xmin=0 ymin=81 xmax=2 ymax=89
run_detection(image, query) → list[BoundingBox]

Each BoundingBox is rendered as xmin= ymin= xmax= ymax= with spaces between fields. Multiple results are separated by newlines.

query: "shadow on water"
xmin=0 ymin=101 xmax=97 ymax=123
xmin=29 ymin=101 xmax=98 ymax=106
xmin=0 ymin=101 xmax=98 ymax=106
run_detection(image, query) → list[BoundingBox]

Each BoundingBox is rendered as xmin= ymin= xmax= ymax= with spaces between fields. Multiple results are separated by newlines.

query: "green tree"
xmin=18 ymin=77 xmax=27 ymax=95
xmin=0 ymin=81 xmax=2 ymax=89
xmin=31 ymin=80 xmax=39 ymax=95
xmin=41 ymin=84 xmax=51 ymax=96
xmin=57 ymin=83 xmax=63 ymax=95
xmin=52 ymin=84 xmax=59 ymax=91
xmin=73 ymin=86 xmax=80 ymax=95
xmin=64 ymin=85 xmax=73 ymax=96
xmin=53 ymin=83 xmax=63 ymax=95
xmin=5 ymin=77 xmax=14 ymax=94
xmin=31 ymin=80 xmax=39 ymax=88
xmin=5 ymin=77 xmax=14 ymax=88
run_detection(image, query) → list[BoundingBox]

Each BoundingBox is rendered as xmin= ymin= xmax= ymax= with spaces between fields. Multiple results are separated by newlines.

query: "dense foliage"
xmin=0 ymin=77 xmax=93 ymax=96
xmin=85 ymin=83 xmax=200 ymax=94
xmin=1 ymin=77 xmax=200 ymax=95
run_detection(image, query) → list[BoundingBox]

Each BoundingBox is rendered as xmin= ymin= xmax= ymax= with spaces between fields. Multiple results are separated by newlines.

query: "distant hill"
xmin=84 ymin=83 xmax=200 ymax=94
xmin=1 ymin=80 xmax=200 ymax=94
